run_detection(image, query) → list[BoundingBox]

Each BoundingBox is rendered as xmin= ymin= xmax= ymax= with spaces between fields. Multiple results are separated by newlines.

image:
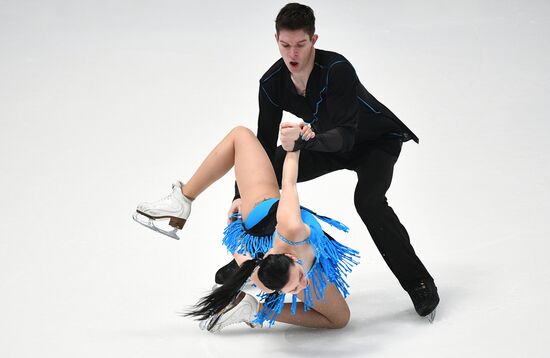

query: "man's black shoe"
xmin=214 ymin=259 xmax=239 ymax=284
xmin=407 ymin=279 xmax=440 ymax=317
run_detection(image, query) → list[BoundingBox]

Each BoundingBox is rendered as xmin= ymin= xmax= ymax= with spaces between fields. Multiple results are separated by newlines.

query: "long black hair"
xmin=186 ymin=254 xmax=294 ymax=320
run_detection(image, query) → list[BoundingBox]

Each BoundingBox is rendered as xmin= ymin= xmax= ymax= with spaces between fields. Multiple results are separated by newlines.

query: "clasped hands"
xmin=279 ymin=122 xmax=315 ymax=152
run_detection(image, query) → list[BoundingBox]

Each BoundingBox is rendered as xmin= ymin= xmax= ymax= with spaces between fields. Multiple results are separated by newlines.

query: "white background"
xmin=1 ymin=0 xmax=549 ymax=357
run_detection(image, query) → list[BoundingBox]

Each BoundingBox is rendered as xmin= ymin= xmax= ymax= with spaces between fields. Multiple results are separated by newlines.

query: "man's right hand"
xmin=227 ymin=198 xmax=242 ymax=224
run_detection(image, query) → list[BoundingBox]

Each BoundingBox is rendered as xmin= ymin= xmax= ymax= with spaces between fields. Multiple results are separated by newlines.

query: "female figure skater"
xmin=133 ymin=125 xmax=359 ymax=332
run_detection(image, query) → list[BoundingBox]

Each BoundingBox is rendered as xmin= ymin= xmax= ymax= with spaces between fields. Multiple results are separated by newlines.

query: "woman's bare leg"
xmin=181 ymin=126 xmax=280 ymax=219
xmin=275 ymin=284 xmax=350 ymax=329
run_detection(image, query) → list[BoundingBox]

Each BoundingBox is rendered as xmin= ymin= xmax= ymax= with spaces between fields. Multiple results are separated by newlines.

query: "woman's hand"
xmin=300 ymin=123 xmax=315 ymax=141
xmin=227 ymin=198 xmax=242 ymax=224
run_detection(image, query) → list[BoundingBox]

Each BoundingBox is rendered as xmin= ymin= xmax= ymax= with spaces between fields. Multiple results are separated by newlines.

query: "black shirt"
xmin=257 ymin=49 xmax=418 ymax=163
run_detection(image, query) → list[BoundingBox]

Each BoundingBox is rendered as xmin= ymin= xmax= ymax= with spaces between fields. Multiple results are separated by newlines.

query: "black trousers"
xmin=272 ymin=138 xmax=433 ymax=291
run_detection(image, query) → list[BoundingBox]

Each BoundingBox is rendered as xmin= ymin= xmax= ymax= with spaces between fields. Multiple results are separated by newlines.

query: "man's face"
xmin=276 ymin=29 xmax=318 ymax=74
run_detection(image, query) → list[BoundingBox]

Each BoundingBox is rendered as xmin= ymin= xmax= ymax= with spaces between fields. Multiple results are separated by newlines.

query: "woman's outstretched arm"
xmin=275 ymin=151 xmax=310 ymax=241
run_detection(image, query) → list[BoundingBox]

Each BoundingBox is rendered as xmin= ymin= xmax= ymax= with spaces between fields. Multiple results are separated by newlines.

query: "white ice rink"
xmin=1 ymin=1 xmax=549 ymax=357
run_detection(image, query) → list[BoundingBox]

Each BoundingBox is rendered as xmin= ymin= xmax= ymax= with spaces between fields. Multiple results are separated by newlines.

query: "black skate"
xmin=214 ymin=259 xmax=239 ymax=284
xmin=407 ymin=279 xmax=439 ymax=323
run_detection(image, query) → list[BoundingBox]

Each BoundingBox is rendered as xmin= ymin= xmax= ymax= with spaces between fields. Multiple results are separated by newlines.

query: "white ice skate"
xmin=201 ymin=292 xmax=260 ymax=333
xmin=133 ymin=181 xmax=192 ymax=240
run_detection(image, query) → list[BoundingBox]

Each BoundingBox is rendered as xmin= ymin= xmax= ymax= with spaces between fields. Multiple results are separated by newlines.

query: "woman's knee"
xmin=325 ymin=300 xmax=350 ymax=329
xmin=231 ymin=125 xmax=255 ymax=138
xmin=329 ymin=306 xmax=350 ymax=329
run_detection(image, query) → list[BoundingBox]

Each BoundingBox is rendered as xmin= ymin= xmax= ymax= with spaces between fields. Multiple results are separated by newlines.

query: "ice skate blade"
xmin=132 ymin=212 xmax=181 ymax=240
xmin=135 ymin=209 xmax=187 ymax=230
xmin=199 ymin=317 xmax=211 ymax=331
xmin=427 ymin=309 xmax=436 ymax=323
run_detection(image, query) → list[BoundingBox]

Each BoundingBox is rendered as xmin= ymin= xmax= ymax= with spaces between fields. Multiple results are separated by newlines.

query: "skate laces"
xmin=206 ymin=293 xmax=253 ymax=332
xmin=158 ymin=184 xmax=179 ymax=202
xmin=161 ymin=191 xmax=175 ymax=201
xmin=412 ymin=282 xmax=435 ymax=299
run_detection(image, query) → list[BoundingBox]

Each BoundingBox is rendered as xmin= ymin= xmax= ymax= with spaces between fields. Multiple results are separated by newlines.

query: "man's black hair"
xmin=276 ymin=3 xmax=315 ymax=38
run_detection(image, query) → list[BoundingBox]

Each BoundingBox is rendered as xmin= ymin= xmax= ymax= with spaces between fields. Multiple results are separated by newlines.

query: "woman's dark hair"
xmin=275 ymin=3 xmax=315 ymax=38
xmin=186 ymin=254 xmax=294 ymax=320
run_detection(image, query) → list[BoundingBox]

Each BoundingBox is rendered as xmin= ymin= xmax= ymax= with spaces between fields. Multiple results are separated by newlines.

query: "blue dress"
xmin=222 ymin=198 xmax=360 ymax=327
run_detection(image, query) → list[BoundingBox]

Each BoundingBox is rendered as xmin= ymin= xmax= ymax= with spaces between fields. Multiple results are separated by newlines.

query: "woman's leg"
xmin=181 ymin=126 xmax=280 ymax=219
xmin=275 ymin=283 xmax=350 ymax=329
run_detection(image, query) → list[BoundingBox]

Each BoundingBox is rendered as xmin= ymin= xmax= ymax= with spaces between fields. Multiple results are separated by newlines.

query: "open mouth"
xmin=289 ymin=61 xmax=299 ymax=68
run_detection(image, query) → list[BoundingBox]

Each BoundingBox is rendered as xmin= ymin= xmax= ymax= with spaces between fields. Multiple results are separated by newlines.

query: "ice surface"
xmin=1 ymin=1 xmax=549 ymax=357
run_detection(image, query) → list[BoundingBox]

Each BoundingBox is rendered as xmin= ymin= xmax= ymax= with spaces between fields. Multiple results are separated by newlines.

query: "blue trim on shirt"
xmin=260 ymin=65 xmax=283 ymax=108
xmin=261 ymin=65 xmax=282 ymax=83
xmin=357 ymin=96 xmax=381 ymax=114
xmin=310 ymin=60 xmax=353 ymax=124
xmin=261 ymin=85 xmax=281 ymax=108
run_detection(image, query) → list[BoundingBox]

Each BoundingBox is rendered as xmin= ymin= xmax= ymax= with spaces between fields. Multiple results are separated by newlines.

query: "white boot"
xmin=206 ymin=292 xmax=260 ymax=333
xmin=133 ymin=181 xmax=192 ymax=240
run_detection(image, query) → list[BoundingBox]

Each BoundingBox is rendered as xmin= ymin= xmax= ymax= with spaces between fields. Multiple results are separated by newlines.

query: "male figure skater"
xmin=218 ymin=3 xmax=439 ymax=320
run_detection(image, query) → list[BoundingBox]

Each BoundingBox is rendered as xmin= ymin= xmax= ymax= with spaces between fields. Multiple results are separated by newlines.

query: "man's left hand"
xmin=280 ymin=122 xmax=314 ymax=151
